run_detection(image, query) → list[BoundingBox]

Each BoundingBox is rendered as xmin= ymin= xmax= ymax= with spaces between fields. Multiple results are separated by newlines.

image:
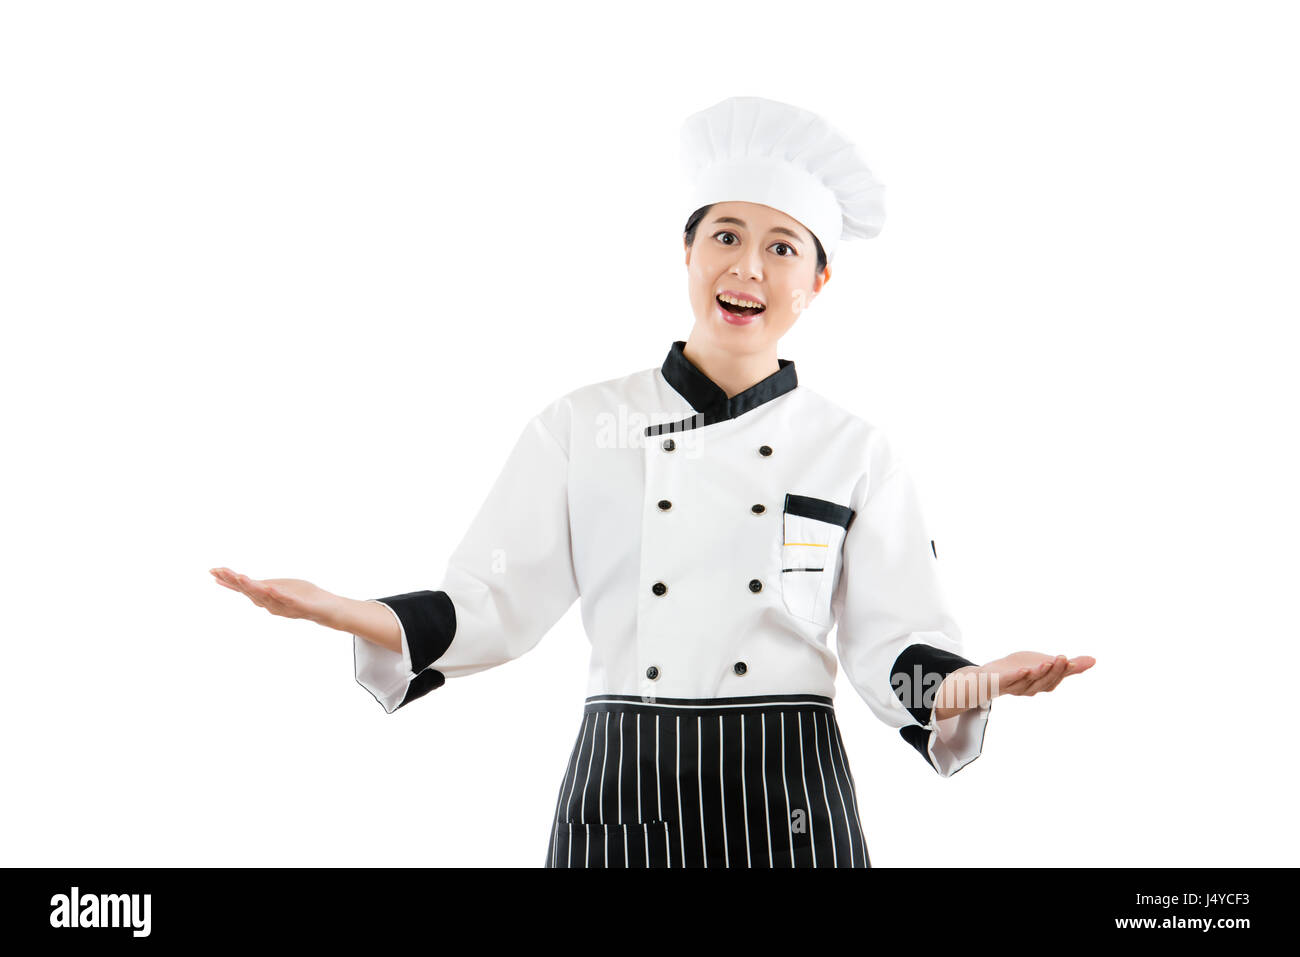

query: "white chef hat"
xmin=679 ymin=96 xmax=885 ymax=263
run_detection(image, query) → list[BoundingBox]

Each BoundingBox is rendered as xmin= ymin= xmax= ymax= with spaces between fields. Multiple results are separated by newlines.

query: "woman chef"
xmin=211 ymin=96 xmax=1094 ymax=868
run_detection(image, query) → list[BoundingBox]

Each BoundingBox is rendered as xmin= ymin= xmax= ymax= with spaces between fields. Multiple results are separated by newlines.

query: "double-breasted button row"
xmin=646 ymin=440 xmax=771 ymax=687
xmin=657 ymin=500 xmax=766 ymax=515
xmin=649 ymin=442 xmax=773 ymax=655
xmin=660 ymin=438 xmax=772 ymax=456
xmin=652 ymin=579 xmax=764 ymax=596
xmin=644 ymin=663 xmax=748 ymax=681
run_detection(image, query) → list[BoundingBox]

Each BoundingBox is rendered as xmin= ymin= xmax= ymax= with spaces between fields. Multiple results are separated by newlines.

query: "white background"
xmin=3 ymin=0 xmax=1296 ymax=867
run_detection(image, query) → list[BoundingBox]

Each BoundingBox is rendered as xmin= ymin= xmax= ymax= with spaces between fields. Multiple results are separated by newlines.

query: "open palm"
xmin=209 ymin=567 xmax=336 ymax=625
xmin=989 ymin=651 xmax=1095 ymax=697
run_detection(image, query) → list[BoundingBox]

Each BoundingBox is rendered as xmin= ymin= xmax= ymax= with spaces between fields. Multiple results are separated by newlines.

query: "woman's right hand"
xmin=209 ymin=567 xmax=342 ymax=628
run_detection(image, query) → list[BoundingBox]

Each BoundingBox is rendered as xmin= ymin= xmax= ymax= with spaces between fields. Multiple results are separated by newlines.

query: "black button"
xmin=733 ymin=661 xmax=748 ymax=676
xmin=759 ymin=445 xmax=772 ymax=456
xmin=658 ymin=499 xmax=672 ymax=511
xmin=646 ymin=665 xmax=660 ymax=680
xmin=751 ymin=503 xmax=765 ymax=514
xmin=748 ymin=579 xmax=763 ymax=593
xmin=652 ymin=581 xmax=667 ymax=596
xmin=663 ymin=438 xmax=676 ymax=452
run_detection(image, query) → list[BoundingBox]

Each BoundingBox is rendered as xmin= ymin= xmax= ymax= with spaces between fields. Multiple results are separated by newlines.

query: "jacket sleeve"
xmin=831 ymin=446 xmax=991 ymax=777
xmin=352 ymin=397 xmax=580 ymax=713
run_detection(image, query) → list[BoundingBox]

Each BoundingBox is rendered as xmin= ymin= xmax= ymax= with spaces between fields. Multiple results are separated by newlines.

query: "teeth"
xmin=718 ymin=293 xmax=765 ymax=309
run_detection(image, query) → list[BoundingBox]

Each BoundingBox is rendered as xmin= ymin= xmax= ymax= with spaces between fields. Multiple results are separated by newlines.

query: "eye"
xmin=712 ymin=229 xmax=739 ymax=245
xmin=771 ymin=242 xmax=796 ymax=257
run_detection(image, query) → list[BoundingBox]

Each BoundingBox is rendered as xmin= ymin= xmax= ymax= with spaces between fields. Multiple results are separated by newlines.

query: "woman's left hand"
xmin=934 ymin=652 xmax=1096 ymax=720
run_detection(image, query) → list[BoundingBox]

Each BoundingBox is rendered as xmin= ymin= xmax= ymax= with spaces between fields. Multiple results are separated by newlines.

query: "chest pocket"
xmin=780 ymin=493 xmax=856 ymax=626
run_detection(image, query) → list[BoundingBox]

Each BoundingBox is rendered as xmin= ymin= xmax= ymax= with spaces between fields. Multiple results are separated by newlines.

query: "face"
xmin=684 ymin=200 xmax=830 ymax=357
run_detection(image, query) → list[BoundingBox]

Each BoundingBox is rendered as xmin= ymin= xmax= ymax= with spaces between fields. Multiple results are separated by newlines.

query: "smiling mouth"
xmin=716 ymin=294 xmax=766 ymax=318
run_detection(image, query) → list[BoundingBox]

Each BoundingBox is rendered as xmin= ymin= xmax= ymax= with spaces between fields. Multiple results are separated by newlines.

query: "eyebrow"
xmin=709 ymin=216 xmax=808 ymax=244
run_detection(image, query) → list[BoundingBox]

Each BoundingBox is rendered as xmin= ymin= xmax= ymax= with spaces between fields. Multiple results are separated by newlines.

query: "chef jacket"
xmin=353 ymin=340 xmax=992 ymax=777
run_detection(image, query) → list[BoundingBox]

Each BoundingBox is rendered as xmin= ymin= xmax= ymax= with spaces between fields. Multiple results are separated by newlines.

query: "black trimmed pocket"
xmin=780 ymin=494 xmax=855 ymax=626
xmin=784 ymin=493 xmax=856 ymax=530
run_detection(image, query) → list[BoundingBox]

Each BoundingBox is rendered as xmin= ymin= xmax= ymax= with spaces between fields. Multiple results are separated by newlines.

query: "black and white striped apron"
xmin=544 ymin=693 xmax=871 ymax=868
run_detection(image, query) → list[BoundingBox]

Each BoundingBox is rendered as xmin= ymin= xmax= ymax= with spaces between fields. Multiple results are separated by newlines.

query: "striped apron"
xmin=544 ymin=693 xmax=871 ymax=868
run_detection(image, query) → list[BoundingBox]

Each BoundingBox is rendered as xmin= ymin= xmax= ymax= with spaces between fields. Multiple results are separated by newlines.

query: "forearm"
xmin=323 ymin=595 xmax=402 ymax=654
xmin=932 ymin=665 xmax=984 ymax=722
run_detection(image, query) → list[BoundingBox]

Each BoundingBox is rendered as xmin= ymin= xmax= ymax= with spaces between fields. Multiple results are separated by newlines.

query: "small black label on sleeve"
xmin=930 ymin=539 xmax=937 ymax=558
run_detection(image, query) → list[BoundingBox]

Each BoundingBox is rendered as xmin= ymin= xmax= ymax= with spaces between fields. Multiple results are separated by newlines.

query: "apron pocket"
xmin=549 ymin=820 xmax=673 ymax=868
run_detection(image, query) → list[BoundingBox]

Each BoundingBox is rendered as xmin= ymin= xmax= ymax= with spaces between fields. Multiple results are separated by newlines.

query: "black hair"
xmin=683 ymin=204 xmax=828 ymax=278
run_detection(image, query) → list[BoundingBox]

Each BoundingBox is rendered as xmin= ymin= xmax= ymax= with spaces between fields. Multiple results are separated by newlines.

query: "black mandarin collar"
xmin=659 ymin=339 xmax=798 ymax=421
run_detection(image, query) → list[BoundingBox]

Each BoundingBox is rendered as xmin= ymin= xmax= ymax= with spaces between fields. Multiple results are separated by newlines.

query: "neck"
xmin=681 ymin=335 xmax=780 ymax=399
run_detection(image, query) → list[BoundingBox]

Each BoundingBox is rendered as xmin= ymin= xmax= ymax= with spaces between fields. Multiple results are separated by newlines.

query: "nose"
xmin=729 ymin=244 xmax=763 ymax=281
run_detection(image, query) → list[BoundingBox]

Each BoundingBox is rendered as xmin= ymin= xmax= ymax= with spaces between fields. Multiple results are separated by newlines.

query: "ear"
xmin=811 ymin=264 xmax=831 ymax=298
xmin=803 ymin=264 xmax=830 ymax=306
xmin=683 ymin=236 xmax=692 ymax=267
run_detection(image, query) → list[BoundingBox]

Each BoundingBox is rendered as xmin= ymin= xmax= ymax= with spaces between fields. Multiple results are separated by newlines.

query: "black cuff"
xmin=898 ymin=724 xmax=935 ymax=768
xmin=398 ymin=667 xmax=447 ymax=709
xmin=897 ymin=724 xmax=980 ymax=776
xmin=890 ymin=643 xmax=976 ymax=727
xmin=374 ymin=590 xmax=456 ymax=674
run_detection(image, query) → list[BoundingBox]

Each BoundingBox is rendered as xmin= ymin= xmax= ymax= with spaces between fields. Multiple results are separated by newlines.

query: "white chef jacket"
xmin=353 ymin=340 xmax=991 ymax=777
